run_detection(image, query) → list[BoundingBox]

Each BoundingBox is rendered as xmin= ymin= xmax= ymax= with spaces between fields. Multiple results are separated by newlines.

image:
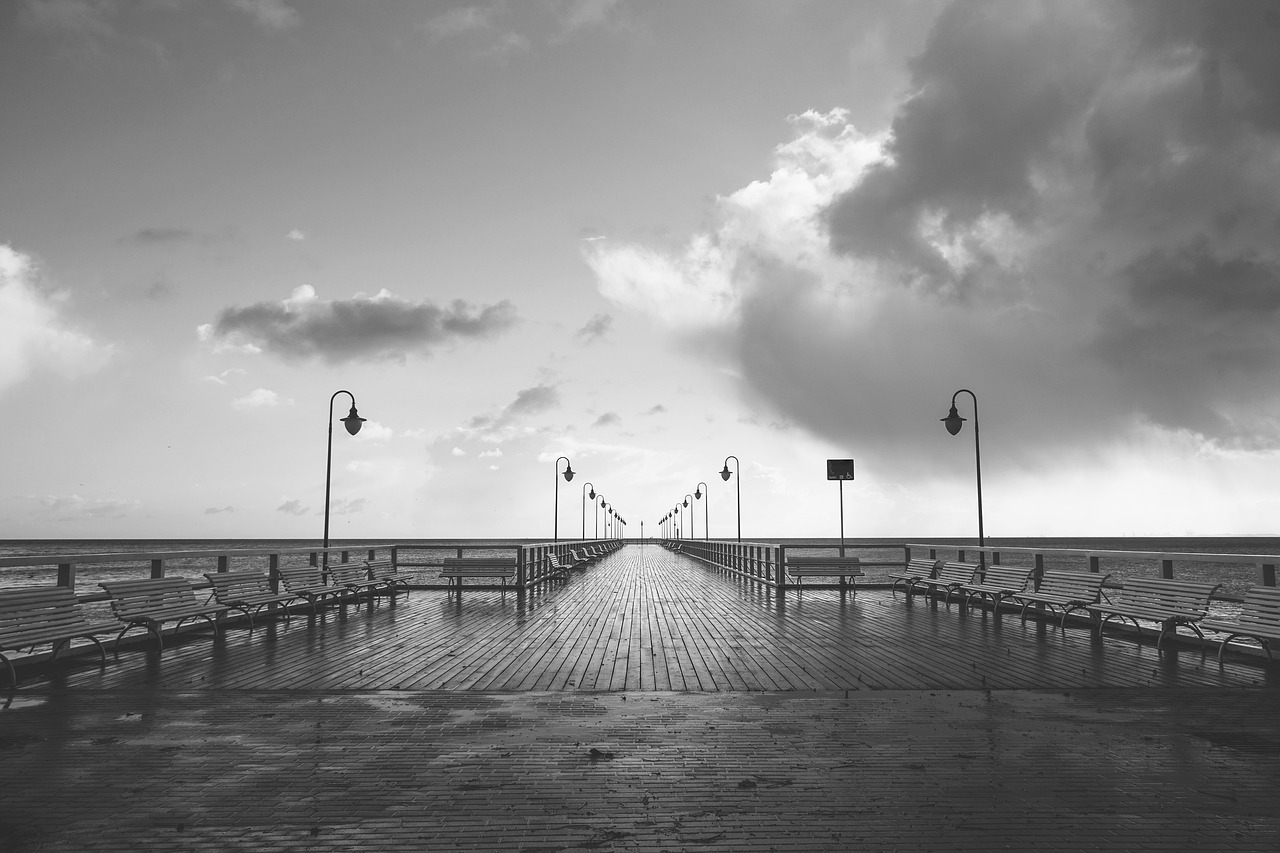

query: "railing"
xmin=905 ymin=543 xmax=1279 ymax=597
xmin=382 ymin=539 xmax=622 ymax=590
xmin=667 ymin=539 xmax=911 ymax=589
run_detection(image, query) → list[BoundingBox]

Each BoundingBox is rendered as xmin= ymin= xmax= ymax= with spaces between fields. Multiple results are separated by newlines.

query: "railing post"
xmin=517 ymin=547 xmax=526 ymax=590
xmin=57 ymin=562 xmax=75 ymax=590
xmin=269 ymin=553 xmax=280 ymax=593
xmin=1033 ymin=553 xmax=1044 ymax=590
xmin=1088 ymin=555 xmax=1100 ymax=574
xmin=1161 ymin=558 xmax=1174 ymax=580
xmin=1261 ymin=563 xmax=1276 ymax=587
xmin=151 ymin=558 xmax=165 ymax=579
xmin=217 ymin=555 xmax=229 ymax=573
xmin=777 ymin=545 xmax=787 ymax=590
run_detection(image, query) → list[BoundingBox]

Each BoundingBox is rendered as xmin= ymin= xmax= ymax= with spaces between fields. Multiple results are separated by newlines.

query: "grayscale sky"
xmin=3 ymin=0 xmax=1279 ymax=540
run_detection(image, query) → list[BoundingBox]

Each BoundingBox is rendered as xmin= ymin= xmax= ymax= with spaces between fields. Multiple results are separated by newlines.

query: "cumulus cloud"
xmin=200 ymin=285 xmax=519 ymax=364
xmin=351 ymin=420 xmax=394 ymax=443
xmin=585 ymin=0 xmax=1280 ymax=468
xmin=575 ymin=312 xmax=613 ymax=344
xmin=231 ymin=387 xmax=290 ymax=409
xmin=286 ymin=228 xmax=306 ymax=241
xmin=0 ymin=244 xmax=112 ymax=393
xmin=593 ymin=411 xmax=621 ymax=427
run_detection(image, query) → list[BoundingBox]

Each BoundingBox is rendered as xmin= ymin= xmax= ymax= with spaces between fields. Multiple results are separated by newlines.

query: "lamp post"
xmin=942 ymin=389 xmax=984 ymax=565
xmin=603 ymin=502 xmax=612 ymax=538
xmin=683 ymin=494 xmax=694 ymax=539
xmin=720 ymin=455 xmax=741 ymax=542
xmin=582 ymin=482 xmax=596 ymax=540
xmin=323 ymin=390 xmax=366 ymax=568
xmin=597 ymin=495 xmax=605 ymax=539
xmin=554 ymin=456 xmax=574 ymax=541
xmin=694 ymin=482 xmax=708 ymax=540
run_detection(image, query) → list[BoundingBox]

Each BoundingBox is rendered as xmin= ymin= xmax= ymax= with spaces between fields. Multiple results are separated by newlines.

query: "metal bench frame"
xmin=440 ymin=557 xmax=519 ymax=595
xmin=1011 ymin=570 xmax=1111 ymax=628
xmin=1086 ymin=577 xmax=1221 ymax=652
xmin=100 ymin=577 xmax=244 ymax=652
xmin=203 ymin=571 xmax=298 ymax=629
xmin=1200 ymin=586 xmax=1280 ymax=663
xmin=784 ymin=555 xmax=863 ymax=591
xmin=957 ymin=565 xmax=1034 ymax=613
xmin=1 ymin=586 xmax=119 ymax=686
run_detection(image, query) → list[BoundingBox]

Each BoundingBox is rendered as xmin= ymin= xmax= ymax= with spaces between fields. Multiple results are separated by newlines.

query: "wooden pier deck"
xmin=5 ymin=544 xmax=1280 ymax=852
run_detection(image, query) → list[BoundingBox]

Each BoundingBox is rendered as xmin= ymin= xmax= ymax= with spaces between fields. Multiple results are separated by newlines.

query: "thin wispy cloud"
xmin=593 ymin=411 xmax=621 ymax=427
xmin=199 ymin=285 xmax=519 ymax=364
xmin=231 ymin=388 xmax=290 ymax=409
xmin=228 ymin=0 xmax=300 ymax=33
xmin=575 ymin=312 xmax=612 ymax=344
xmin=204 ymin=506 xmax=235 ymax=515
xmin=276 ymin=499 xmax=308 ymax=516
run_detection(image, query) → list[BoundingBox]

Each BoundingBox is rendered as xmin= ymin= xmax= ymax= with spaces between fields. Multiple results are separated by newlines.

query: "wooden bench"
xmin=440 ymin=557 xmax=518 ymax=594
xmin=1010 ymin=570 xmax=1110 ymax=628
xmin=1086 ymin=577 xmax=1221 ymax=651
xmin=1200 ymin=586 xmax=1280 ymax=663
xmin=957 ymin=564 xmax=1034 ymax=613
xmin=785 ymin=555 xmax=863 ymax=590
xmin=203 ymin=571 xmax=298 ymax=629
xmin=889 ymin=559 xmax=941 ymax=598
xmin=100 ymin=577 xmax=243 ymax=651
xmin=276 ymin=565 xmax=350 ymax=614
xmin=0 ymin=586 xmax=119 ymax=686
xmin=365 ymin=559 xmax=411 ymax=598
xmin=914 ymin=561 xmax=982 ymax=607
xmin=327 ymin=563 xmax=383 ymax=599
xmin=570 ymin=547 xmax=598 ymax=565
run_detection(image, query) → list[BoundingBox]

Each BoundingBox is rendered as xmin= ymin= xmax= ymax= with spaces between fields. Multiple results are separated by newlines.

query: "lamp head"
xmin=588 ymin=488 xmax=595 ymax=500
xmin=342 ymin=405 xmax=366 ymax=436
xmin=720 ymin=464 xmax=732 ymax=481
xmin=600 ymin=497 xmax=606 ymax=508
xmin=942 ymin=404 xmax=966 ymax=436
xmin=682 ymin=498 xmax=688 ymax=508
xmin=561 ymin=461 xmax=574 ymax=482
xmin=694 ymin=488 xmax=701 ymax=499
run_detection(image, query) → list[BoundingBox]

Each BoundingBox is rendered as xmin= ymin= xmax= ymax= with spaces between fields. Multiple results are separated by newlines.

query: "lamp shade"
xmin=720 ymin=465 xmax=732 ymax=481
xmin=342 ymin=406 xmax=366 ymax=435
xmin=562 ymin=462 xmax=574 ymax=482
xmin=942 ymin=404 xmax=966 ymax=436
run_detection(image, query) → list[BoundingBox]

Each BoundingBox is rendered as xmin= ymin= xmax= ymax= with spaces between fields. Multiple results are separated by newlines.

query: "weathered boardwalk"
xmin=4 ymin=544 xmax=1280 ymax=851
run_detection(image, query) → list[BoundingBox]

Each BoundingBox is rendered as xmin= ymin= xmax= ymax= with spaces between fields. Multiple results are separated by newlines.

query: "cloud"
xmin=643 ymin=404 xmax=666 ymax=416
xmin=575 ymin=312 xmax=613 ymax=344
xmin=462 ymin=383 xmax=562 ymax=442
xmin=585 ymin=0 xmax=1280 ymax=468
xmin=40 ymin=494 xmax=135 ymax=520
xmin=328 ymin=497 xmax=366 ymax=516
xmin=202 ymin=367 xmax=247 ymax=386
xmin=231 ymin=387 xmax=290 ymax=409
xmin=204 ymin=506 xmax=235 ymax=515
xmin=228 ymin=0 xmax=300 ymax=32
xmin=286 ymin=228 xmax=307 ymax=241
xmin=0 ymin=244 xmax=112 ymax=393
xmin=123 ymin=227 xmax=195 ymax=245
xmin=276 ymin=499 xmax=308 ymax=516
xmin=478 ymin=447 xmax=503 ymax=458
xmin=423 ymin=5 xmax=495 ymax=41
xmin=19 ymin=0 xmax=115 ymax=44
xmin=201 ymin=285 xmax=519 ymax=364
xmin=593 ymin=411 xmax=621 ymax=427
xmin=451 ymin=447 xmax=467 ymax=457
xmin=352 ymin=420 xmax=394 ymax=443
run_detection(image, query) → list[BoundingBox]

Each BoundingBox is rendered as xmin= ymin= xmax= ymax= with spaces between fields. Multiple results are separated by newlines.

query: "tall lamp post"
xmin=597 ymin=495 xmax=606 ymax=539
xmin=683 ymin=494 xmax=694 ymax=539
xmin=554 ymin=456 xmax=574 ymax=541
xmin=720 ymin=455 xmax=741 ymax=543
xmin=324 ymin=390 xmax=366 ymax=568
xmin=581 ymin=482 xmax=596 ymax=540
xmin=942 ymin=389 xmax=984 ymax=566
xmin=694 ymin=482 xmax=708 ymax=540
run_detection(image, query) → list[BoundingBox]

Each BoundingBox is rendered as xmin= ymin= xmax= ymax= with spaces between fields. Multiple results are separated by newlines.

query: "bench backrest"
xmin=100 ymin=578 xmax=200 ymax=618
xmin=1111 ymin=577 xmax=1220 ymax=616
xmin=787 ymin=555 xmax=861 ymax=568
xmin=329 ymin=564 xmax=370 ymax=585
xmin=0 ymin=587 xmax=95 ymax=641
xmin=204 ymin=571 xmax=273 ymax=598
xmin=906 ymin=559 xmax=940 ymax=578
xmin=1035 ymin=571 xmax=1109 ymax=601
xmin=1234 ymin=586 xmax=1280 ymax=628
xmin=975 ymin=565 xmax=1032 ymax=590
xmin=277 ymin=565 xmax=328 ymax=590
xmin=937 ymin=562 xmax=981 ymax=585
xmin=441 ymin=558 xmax=517 ymax=569
xmin=365 ymin=560 xmax=397 ymax=580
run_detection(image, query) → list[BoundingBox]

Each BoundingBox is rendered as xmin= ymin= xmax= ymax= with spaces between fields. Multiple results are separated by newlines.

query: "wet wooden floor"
xmin=25 ymin=543 xmax=1279 ymax=692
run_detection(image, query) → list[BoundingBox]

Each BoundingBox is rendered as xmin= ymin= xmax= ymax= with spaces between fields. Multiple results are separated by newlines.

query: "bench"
xmin=100 ymin=577 xmax=244 ymax=651
xmin=327 ymin=563 xmax=383 ymax=599
xmin=1010 ymin=570 xmax=1110 ymax=628
xmin=1200 ymin=586 xmax=1280 ymax=663
xmin=570 ymin=547 xmax=598 ymax=565
xmin=0 ymin=586 xmax=120 ymax=686
xmin=440 ymin=557 xmax=518 ymax=594
xmin=1086 ymin=577 xmax=1221 ymax=651
xmin=785 ymin=555 xmax=863 ymax=590
xmin=889 ymin=559 xmax=942 ymax=598
xmin=957 ymin=564 xmax=1034 ymax=613
xmin=365 ymin=559 xmax=411 ymax=598
xmin=276 ymin=565 xmax=350 ymax=613
xmin=547 ymin=553 xmax=581 ymax=572
xmin=914 ymin=561 xmax=982 ymax=607
xmin=203 ymin=571 xmax=298 ymax=629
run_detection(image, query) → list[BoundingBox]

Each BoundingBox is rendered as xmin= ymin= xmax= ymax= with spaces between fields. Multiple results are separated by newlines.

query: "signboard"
xmin=826 ymin=459 xmax=855 ymax=481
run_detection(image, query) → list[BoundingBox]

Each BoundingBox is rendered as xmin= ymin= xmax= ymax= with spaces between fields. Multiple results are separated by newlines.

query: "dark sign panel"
xmin=826 ymin=459 xmax=855 ymax=480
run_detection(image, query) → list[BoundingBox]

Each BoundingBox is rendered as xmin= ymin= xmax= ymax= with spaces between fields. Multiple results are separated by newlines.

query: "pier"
xmin=4 ymin=542 xmax=1279 ymax=850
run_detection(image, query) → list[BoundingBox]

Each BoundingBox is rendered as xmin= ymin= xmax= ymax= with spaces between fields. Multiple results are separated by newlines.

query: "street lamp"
xmin=683 ymin=494 xmax=694 ymax=539
xmin=582 ymin=482 xmax=596 ymax=540
xmin=323 ymin=390 xmax=366 ymax=567
xmin=597 ymin=495 xmax=606 ymax=539
xmin=720 ymin=455 xmax=741 ymax=542
xmin=554 ymin=456 xmax=574 ymax=541
xmin=942 ymin=389 xmax=984 ymax=565
xmin=695 ymin=482 xmax=709 ymax=540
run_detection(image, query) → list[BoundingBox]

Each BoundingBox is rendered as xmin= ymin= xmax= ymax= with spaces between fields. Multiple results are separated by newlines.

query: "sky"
xmin=3 ymin=0 xmax=1280 ymax=541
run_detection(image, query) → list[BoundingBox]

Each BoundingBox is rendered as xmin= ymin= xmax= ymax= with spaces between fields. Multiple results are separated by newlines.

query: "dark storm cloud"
xmin=203 ymin=288 xmax=519 ymax=364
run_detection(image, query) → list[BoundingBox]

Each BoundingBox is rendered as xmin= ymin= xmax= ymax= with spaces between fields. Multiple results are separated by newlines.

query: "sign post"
xmin=826 ymin=459 xmax=855 ymax=557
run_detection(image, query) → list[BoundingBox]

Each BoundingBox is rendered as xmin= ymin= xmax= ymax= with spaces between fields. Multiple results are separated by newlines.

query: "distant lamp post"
xmin=720 ymin=455 xmax=741 ymax=542
xmin=554 ymin=456 xmax=574 ymax=541
xmin=942 ymin=389 xmax=984 ymax=565
xmin=324 ymin=390 xmax=366 ymax=567
xmin=582 ymin=482 xmax=596 ymax=540
xmin=695 ymin=482 xmax=709 ymax=540
xmin=683 ymin=494 xmax=694 ymax=539
xmin=597 ymin=495 xmax=606 ymax=539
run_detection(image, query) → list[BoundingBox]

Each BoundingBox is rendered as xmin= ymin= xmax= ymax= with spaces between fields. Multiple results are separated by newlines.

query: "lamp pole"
xmin=720 ymin=455 xmax=741 ymax=542
xmin=582 ymin=482 xmax=596 ymax=540
xmin=596 ymin=495 xmax=605 ymax=539
xmin=942 ymin=389 xmax=984 ymax=565
xmin=695 ymin=482 xmax=708 ymax=540
xmin=323 ymin=390 xmax=366 ymax=568
xmin=683 ymin=494 xmax=694 ymax=540
xmin=554 ymin=456 xmax=574 ymax=541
